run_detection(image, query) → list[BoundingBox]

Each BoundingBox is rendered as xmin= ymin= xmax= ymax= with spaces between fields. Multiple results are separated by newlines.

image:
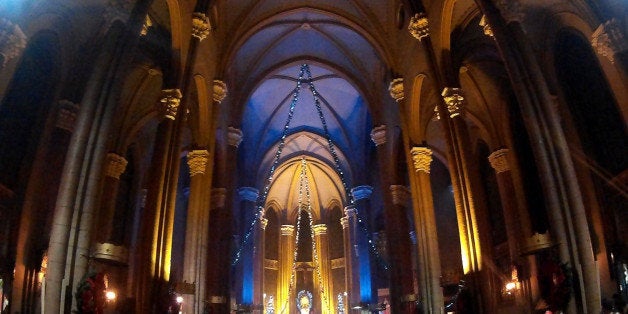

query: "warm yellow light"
xmin=105 ymin=290 xmax=116 ymax=301
xmin=505 ymin=282 xmax=516 ymax=291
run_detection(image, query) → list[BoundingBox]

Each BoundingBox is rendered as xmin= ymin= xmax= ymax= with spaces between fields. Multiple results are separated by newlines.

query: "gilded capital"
xmin=410 ymin=146 xmax=433 ymax=173
xmin=312 ymin=224 xmax=327 ymax=236
xmin=433 ymin=105 xmax=441 ymax=121
xmin=140 ymin=15 xmax=153 ymax=36
xmin=488 ymin=148 xmax=510 ymax=173
xmin=591 ymin=19 xmax=626 ymax=63
xmin=390 ymin=185 xmax=410 ymax=206
xmin=187 ymin=150 xmax=209 ymax=176
xmin=211 ymin=188 xmax=227 ymax=208
xmin=227 ymin=127 xmax=243 ymax=147
xmin=479 ymin=15 xmax=494 ymax=37
xmin=238 ymin=187 xmax=259 ymax=202
xmin=340 ymin=217 xmax=349 ymax=229
xmin=351 ymin=185 xmax=373 ymax=201
xmin=260 ymin=218 xmax=268 ymax=230
xmin=160 ymin=89 xmax=182 ymax=120
xmin=388 ymin=78 xmax=404 ymax=102
xmin=441 ymin=87 xmax=464 ymax=118
xmin=105 ymin=153 xmax=128 ymax=179
xmin=408 ymin=13 xmax=429 ymax=40
xmin=56 ymin=100 xmax=80 ymax=132
xmin=213 ymin=80 xmax=228 ymax=103
xmin=0 ymin=18 xmax=27 ymax=66
xmin=281 ymin=225 xmax=295 ymax=236
xmin=192 ymin=12 xmax=211 ymax=41
xmin=370 ymin=125 xmax=387 ymax=146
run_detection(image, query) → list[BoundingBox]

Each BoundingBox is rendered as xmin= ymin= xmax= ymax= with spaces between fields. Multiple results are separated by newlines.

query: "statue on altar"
xmin=297 ymin=290 xmax=313 ymax=314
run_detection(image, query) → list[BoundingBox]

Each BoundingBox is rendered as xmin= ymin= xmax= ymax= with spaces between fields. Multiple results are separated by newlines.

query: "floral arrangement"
xmin=539 ymin=258 xmax=573 ymax=311
xmin=75 ymin=272 xmax=107 ymax=314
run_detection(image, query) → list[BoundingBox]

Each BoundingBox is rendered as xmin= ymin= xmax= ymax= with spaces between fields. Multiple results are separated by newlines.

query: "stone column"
xmin=312 ymin=224 xmax=332 ymax=313
xmin=349 ymin=185 xmax=374 ymax=303
xmin=94 ymin=153 xmax=128 ymax=243
xmin=254 ymin=217 xmax=267 ymax=308
xmin=341 ymin=206 xmax=360 ymax=308
xmin=236 ymin=187 xmax=259 ymax=306
xmin=135 ymin=88 xmax=182 ymax=313
xmin=409 ymin=146 xmax=444 ymax=314
xmin=471 ymin=3 xmax=602 ymax=311
xmin=488 ymin=148 xmax=533 ymax=309
xmin=440 ymin=87 xmax=494 ymax=312
xmin=180 ymin=149 xmax=209 ymax=314
xmin=371 ymin=125 xmax=415 ymax=313
xmin=205 ymin=121 xmax=239 ymax=314
xmin=389 ymin=185 xmax=417 ymax=314
xmin=279 ymin=225 xmax=295 ymax=313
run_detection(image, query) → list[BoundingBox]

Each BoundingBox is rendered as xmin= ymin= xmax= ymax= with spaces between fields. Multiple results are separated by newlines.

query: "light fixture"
xmin=176 ymin=295 xmax=184 ymax=304
xmin=105 ymin=290 xmax=116 ymax=302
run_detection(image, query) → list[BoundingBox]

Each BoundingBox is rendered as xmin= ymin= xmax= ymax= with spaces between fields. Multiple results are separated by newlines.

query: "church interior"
xmin=0 ymin=0 xmax=626 ymax=313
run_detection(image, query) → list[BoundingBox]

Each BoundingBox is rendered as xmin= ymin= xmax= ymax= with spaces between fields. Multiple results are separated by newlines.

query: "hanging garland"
xmin=232 ymin=64 xmax=388 ymax=272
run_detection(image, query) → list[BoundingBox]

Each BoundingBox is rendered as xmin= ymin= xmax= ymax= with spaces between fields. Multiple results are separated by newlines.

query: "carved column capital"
xmin=159 ymin=89 xmax=182 ymax=120
xmin=340 ymin=217 xmax=349 ymax=229
xmin=105 ymin=153 xmax=128 ymax=179
xmin=388 ymin=78 xmax=404 ymax=102
xmin=211 ymin=188 xmax=227 ymax=208
xmin=390 ymin=185 xmax=410 ymax=206
xmin=591 ymin=19 xmax=627 ymax=63
xmin=187 ymin=150 xmax=209 ymax=176
xmin=410 ymin=146 xmax=433 ymax=174
xmin=0 ymin=18 xmax=27 ymax=66
xmin=312 ymin=224 xmax=327 ymax=236
xmin=192 ymin=12 xmax=211 ymax=41
xmin=344 ymin=205 xmax=357 ymax=218
xmin=479 ymin=15 xmax=494 ymax=37
xmin=238 ymin=187 xmax=259 ymax=202
xmin=213 ymin=80 xmax=228 ymax=103
xmin=227 ymin=127 xmax=243 ymax=148
xmin=488 ymin=148 xmax=510 ymax=173
xmin=55 ymin=100 xmax=80 ymax=132
xmin=408 ymin=13 xmax=430 ymax=40
xmin=260 ymin=218 xmax=268 ymax=230
xmin=370 ymin=125 xmax=387 ymax=146
xmin=351 ymin=186 xmax=373 ymax=201
xmin=281 ymin=225 xmax=295 ymax=236
xmin=140 ymin=15 xmax=153 ymax=36
xmin=441 ymin=87 xmax=465 ymax=118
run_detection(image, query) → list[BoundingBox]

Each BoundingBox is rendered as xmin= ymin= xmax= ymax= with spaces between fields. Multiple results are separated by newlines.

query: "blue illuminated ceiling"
xmin=227 ymin=3 xmax=388 ymax=211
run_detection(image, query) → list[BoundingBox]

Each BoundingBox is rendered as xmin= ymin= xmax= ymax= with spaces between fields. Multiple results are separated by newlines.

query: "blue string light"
xmin=232 ymin=64 xmax=388 ymax=272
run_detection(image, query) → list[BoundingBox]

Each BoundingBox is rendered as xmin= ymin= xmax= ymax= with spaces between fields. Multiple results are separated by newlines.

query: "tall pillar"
xmin=488 ymin=148 xmax=533 ymax=310
xmin=409 ymin=146 xmax=444 ymax=314
xmin=254 ymin=217 xmax=267 ymax=308
xmin=312 ymin=224 xmax=332 ymax=313
xmin=371 ymin=125 xmax=415 ymax=313
xmin=389 ymin=185 xmax=417 ymax=314
xmin=95 ymin=153 xmax=128 ymax=243
xmin=236 ymin=187 xmax=260 ymax=306
xmin=350 ymin=186 xmax=375 ymax=304
xmin=205 ymin=115 xmax=239 ymax=314
xmin=181 ymin=149 xmax=209 ymax=314
xmin=440 ymin=87 xmax=494 ymax=312
xmin=135 ymin=88 xmax=181 ymax=313
xmin=279 ymin=225 xmax=295 ymax=313
xmin=341 ymin=206 xmax=361 ymax=308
